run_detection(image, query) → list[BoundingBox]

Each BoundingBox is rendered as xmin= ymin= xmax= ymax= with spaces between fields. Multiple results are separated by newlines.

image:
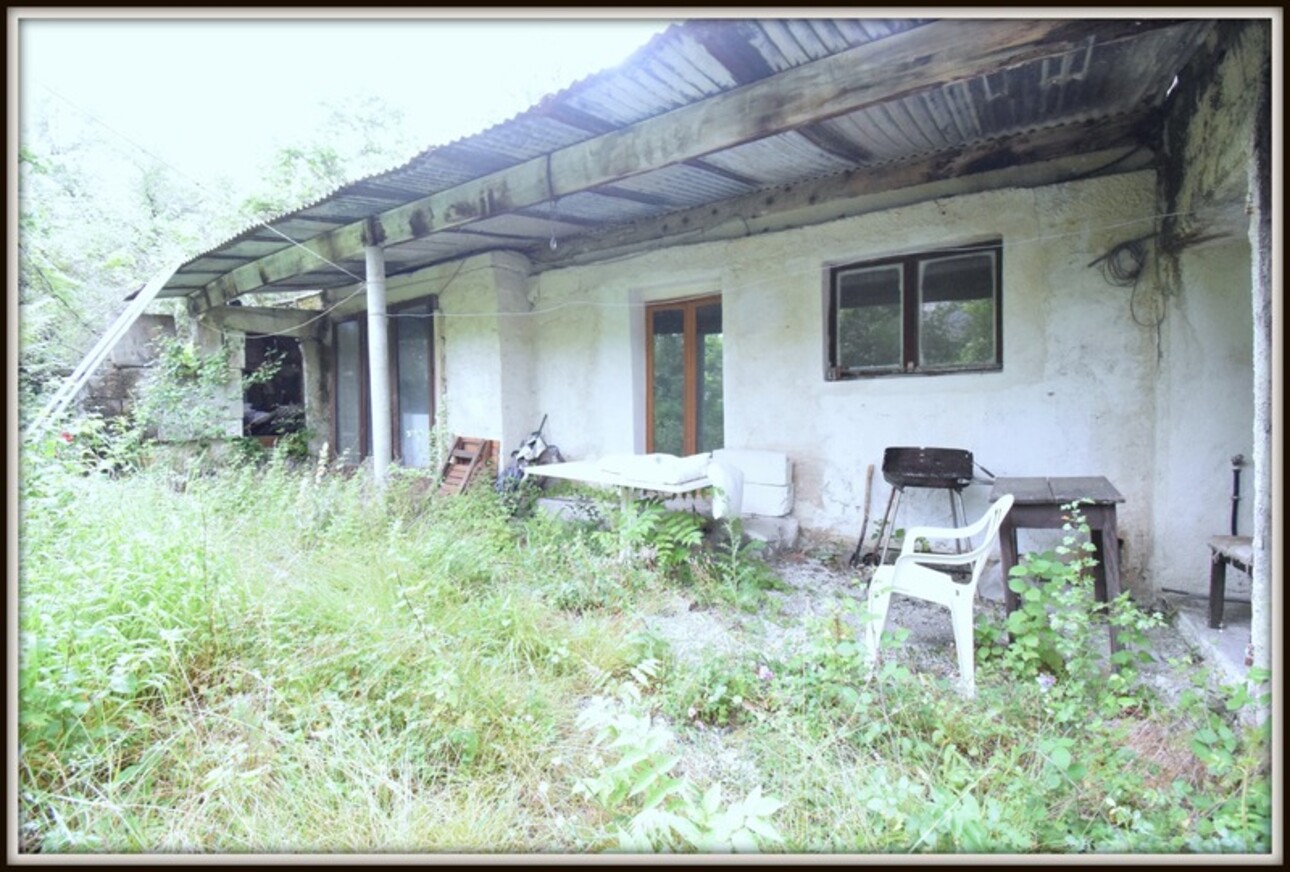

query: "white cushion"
xmin=706 ymin=460 xmax=744 ymax=520
xmin=711 ymin=449 xmax=792 ymax=487
xmin=742 ymin=482 xmax=794 ymax=517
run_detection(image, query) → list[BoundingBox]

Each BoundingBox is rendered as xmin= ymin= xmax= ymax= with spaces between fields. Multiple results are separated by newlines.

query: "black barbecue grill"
xmin=872 ymin=447 xmax=975 ymax=564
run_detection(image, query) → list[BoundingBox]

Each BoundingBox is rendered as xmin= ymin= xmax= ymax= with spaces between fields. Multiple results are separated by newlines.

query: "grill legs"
xmin=873 ymin=486 xmax=969 ymax=565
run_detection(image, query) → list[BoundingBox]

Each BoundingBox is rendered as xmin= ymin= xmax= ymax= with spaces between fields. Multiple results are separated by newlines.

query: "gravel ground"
xmin=623 ymin=543 xmax=1216 ymax=821
xmin=643 ymin=545 xmax=1207 ymax=701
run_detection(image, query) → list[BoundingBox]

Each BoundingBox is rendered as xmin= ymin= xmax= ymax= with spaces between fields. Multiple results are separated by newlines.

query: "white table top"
xmin=523 ymin=460 xmax=712 ymax=495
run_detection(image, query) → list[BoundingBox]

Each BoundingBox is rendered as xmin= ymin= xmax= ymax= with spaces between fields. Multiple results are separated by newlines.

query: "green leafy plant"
xmin=132 ymin=336 xmax=238 ymax=442
xmin=976 ymin=501 xmax=1163 ymax=722
xmin=593 ymin=499 xmax=705 ymax=576
xmin=697 ymin=520 xmax=784 ymax=611
xmin=573 ymin=692 xmax=785 ymax=852
xmin=774 ymin=597 xmax=904 ymax=716
xmin=664 ymin=654 xmax=772 ymax=728
xmin=273 ymin=429 xmax=313 ymax=462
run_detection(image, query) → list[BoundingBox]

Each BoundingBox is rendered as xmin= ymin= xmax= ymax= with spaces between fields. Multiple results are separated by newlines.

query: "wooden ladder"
xmin=439 ymin=436 xmax=493 ymax=496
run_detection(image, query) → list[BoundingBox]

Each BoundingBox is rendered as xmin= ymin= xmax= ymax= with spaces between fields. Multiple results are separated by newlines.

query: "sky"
xmin=17 ymin=14 xmax=674 ymax=198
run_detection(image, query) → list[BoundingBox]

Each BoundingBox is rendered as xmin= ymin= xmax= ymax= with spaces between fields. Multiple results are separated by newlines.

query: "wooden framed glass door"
xmin=645 ymin=295 xmax=722 ymax=455
xmin=332 ymin=298 xmax=436 ymax=467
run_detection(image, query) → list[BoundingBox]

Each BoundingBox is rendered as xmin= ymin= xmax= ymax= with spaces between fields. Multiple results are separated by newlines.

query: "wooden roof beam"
xmin=531 ymin=118 xmax=1155 ymax=269
xmin=196 ymin=18 xmax=1179 ymax=310
xmin=202 ymin=304 xmax=326 ymax=340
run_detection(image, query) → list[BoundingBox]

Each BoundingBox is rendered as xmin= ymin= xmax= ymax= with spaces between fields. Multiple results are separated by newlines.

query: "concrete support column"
xmin=192 ymin=318 xmax=243 ymax=439
xmin=494 ymin=251 xmax=536 ymax=457
xmin=1246 ymin=57 xmax=1272 ymax=697
xmin=366 ymin=245 xmax=392 ymax=484
xmin=299 ymin=336 xmax=327 ymax=457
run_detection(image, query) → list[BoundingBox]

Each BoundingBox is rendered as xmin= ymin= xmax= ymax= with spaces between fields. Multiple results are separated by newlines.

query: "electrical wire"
xmin=26 ymin=76 xmax=1231 ymax=345
xmin=1088 ymin=231 xmax=1167 ymax=363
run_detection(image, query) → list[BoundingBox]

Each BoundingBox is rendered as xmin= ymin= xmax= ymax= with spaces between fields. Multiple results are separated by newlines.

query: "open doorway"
xmin=242 ymin=334 xmax=305 ymax=446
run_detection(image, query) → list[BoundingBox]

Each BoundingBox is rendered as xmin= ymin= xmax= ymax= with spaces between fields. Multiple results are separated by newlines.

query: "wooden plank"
xmin=438 ymin=435 xmax=495 ymax=495
xmin=989 ymin=476 xmax=1055 ymax=504
xmin=1209 ymin=535 xmax=1254 ymax=566
xmin=198 ymin=18 xmax=1179 ymax=306
xmin=1048 ymin=476 xmax=1124 ymax=504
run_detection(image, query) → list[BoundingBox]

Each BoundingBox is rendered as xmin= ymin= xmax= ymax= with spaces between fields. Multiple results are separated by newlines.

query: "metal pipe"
xmin=366 ymin=245 xmax=392 ymax=485
xmin=1230 ymin=453 xmax=1244 ymax=536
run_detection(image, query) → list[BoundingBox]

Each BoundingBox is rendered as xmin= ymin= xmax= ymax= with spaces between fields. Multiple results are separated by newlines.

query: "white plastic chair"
xmin=864 ymin=494 xmax=1014 ymax=696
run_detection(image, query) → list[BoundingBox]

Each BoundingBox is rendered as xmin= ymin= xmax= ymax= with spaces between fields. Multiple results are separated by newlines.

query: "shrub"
xmin=975 ymin=501 xmax=1164 ymax=722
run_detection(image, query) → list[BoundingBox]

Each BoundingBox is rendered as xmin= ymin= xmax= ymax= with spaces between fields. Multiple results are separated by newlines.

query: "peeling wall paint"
xmin=1158 ymin=22 xmax=1269 ymax=258
xmin=1151 ymin=240 xmax=1254 ymax=592
xmin=516 ymin=172 xmax=1176 ymax=589
xmin=374 ymin=156 xmax=1256 ymax=599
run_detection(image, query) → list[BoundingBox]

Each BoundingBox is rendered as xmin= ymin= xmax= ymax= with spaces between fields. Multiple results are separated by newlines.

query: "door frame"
xmin=644 ymin=293 xmax=722 ymax=456
xmin=331 ymin=296 xmax=437 ymax=466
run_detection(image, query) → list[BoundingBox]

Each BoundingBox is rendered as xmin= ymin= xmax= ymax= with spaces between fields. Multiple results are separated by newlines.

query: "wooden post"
xmin=366 ymin=245 xmax=392 ymax=485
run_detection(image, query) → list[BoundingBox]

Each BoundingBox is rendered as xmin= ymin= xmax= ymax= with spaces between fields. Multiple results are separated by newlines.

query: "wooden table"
xmin=989 ymin=476 xmax=1125 ymax=653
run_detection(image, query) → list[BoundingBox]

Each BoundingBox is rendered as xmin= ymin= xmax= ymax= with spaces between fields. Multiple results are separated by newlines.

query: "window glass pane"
xmin=694 ymin=302 xmax=723 ymax=453
xmin=335 ymin=320 xmax=363 ymax=463
xmin=919 ymin=252 xmax=996 ymax=367
xmin=396 ymin=305 xmax=433 ymax=468
xmin=836 ymin=265 xmax=902 ymax=370
xmin=650 ymin=309 xmax=684 ymax=455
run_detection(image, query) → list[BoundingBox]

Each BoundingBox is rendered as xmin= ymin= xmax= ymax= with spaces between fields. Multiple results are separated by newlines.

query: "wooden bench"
xmin=1207 ymin=535 xmax=1253 ymax=629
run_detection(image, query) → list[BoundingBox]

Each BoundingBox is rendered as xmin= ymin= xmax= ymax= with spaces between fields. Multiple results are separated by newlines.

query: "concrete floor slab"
xmin=1163 ymin=594 xmax=1252 ymax=686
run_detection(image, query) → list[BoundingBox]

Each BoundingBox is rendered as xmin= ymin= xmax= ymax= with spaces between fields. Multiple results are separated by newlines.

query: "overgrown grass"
xmin=17 ymin=441 xmax=1272 ymax=854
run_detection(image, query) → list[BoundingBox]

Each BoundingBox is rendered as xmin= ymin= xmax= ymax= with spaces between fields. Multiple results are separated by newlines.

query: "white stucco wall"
xmin=1151 ymin=21 xmax=1266 ymax=604
xmin=1150 ymin=239 xmax=1256 ymax=594
xmin=377 ymin=251 xmax=538 ymax=456
xmin=359 ymin=167 xmax=1253 ymax=598
xmin=512 ymin=169 xmax=1261 ymax=595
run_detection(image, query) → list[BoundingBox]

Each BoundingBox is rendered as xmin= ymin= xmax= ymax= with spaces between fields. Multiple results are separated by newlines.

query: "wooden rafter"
xmin=194 ymin=18 xmax=1179 ymax=311
xmin=531 ymin=117 xmax=1153 ymax=269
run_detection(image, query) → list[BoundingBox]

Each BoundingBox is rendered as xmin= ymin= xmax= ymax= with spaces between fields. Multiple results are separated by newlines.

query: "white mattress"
xmin=595 ymin=452 xmax=713 ymax=486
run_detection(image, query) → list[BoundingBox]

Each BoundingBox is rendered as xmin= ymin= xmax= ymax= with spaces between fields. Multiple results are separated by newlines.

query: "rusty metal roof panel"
xmin=294 ymin=196 xmax=405 ymax=223
xmin=533 ymin=190 xmax=664 ymax=223
xmin=458 ymin=116 xmax=598 ymax=162
xmin=814 ymin=24 xmax=1207 ymax=164
xmin=700 ymin=131 xmax=861 ymax=185
xmin=554 ymin=30 xmax=741 ymax=127
xmin=218 ymin=240 xmax=294 ymax=260
xmin=464 ymin=213 xmax=592 ymax=241
xmin=608 ymin=163 xmax=757 ymax=208
xmin=157 ymin=18 xmax=1215 ymax=301
xmin=269 ymin=217 xmax=353 ymax=238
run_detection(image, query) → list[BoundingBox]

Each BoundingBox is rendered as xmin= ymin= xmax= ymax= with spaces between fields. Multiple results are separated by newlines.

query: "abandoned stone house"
xmin=92 ymin=18 xmax=1273 ymax=672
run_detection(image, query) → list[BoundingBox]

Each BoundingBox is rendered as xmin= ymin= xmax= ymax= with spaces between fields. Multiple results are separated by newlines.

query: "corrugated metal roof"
xmin=158 ymin=17 xmax=1214 ymax=302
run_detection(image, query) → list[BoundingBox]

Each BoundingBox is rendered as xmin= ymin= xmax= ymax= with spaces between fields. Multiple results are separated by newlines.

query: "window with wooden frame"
xmin=331 ymin=298 xmax=436 ymax=466
xmin=646 ymin=295 xmax=723 ymax=456
xmin=826 ymin=242 xmax=1002 ymax=379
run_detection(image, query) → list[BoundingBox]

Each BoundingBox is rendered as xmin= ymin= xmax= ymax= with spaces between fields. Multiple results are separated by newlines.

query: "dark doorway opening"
xmin=243 ymin=334 xmax=305 ymax=441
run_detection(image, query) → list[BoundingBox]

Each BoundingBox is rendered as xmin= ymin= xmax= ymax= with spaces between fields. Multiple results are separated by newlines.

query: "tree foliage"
xmin=18 ymin=93 xmax=418 ymax=423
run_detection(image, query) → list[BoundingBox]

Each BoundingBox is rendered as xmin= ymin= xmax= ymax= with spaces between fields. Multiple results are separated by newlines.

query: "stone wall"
xmin=78 ymin=313 xmax=175 ymax=419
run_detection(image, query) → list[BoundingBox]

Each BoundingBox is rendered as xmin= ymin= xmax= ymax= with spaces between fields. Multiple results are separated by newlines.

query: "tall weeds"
xmin=16 ymin=441 xmax=1271 ymax=854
